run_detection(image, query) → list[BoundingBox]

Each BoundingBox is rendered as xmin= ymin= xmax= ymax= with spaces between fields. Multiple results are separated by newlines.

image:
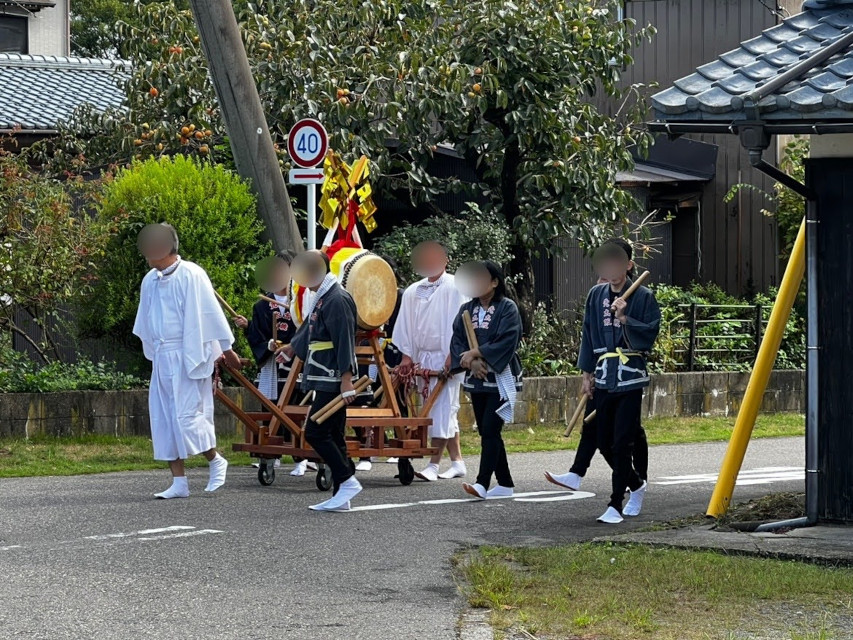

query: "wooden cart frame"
xmin=215 ymin=332 xmax=440 ymax=490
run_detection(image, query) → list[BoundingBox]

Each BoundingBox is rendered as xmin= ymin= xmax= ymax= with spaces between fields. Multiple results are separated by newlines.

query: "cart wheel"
xmin=397 ymin=458 xmax=415 ymax=486
xmin=257 ymin=463 xmax=275 ymax=486
xmin=316 ymin=465 xmax=333 ymax=492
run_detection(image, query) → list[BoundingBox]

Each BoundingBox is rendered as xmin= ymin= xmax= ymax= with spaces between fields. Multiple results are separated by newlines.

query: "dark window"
xmin=0 ymin=15 xmax=28 ymax=54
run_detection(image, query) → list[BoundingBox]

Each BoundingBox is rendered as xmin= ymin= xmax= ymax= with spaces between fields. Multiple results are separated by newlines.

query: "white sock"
xmin=155 ymin=476 xmax=189 ymax=499
xmin=205 ymin=454 xmax=228 ymax=492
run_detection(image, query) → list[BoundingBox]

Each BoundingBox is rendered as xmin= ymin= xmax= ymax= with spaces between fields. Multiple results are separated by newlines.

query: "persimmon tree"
xmin=47 ymin=0 xmax=655 ymax=323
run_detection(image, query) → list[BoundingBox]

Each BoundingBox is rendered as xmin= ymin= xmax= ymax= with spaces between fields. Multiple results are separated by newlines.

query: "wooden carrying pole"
xmin=259 ymin=293 xmax=288 ymax=308
xmin=462 ymin=310 xmax=479 ymax=350
xmin=214 ymin=290 xmax=238 ymax=318
xmin=312 ymin=375 xmax=371 ymax=424
xmin=563 ymin=394 xmax=587 ymax=438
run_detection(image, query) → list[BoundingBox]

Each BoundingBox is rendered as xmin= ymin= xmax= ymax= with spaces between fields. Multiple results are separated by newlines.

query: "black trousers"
xmin=472 ymin=392 xmax=514 ymax=489
xmin=596 ymin=388 xmax=645 ymax=511
xmin=304 ymin=390 xmax=354 ymax=488
xmin=571 ymin=392 xmax=649 ymax=482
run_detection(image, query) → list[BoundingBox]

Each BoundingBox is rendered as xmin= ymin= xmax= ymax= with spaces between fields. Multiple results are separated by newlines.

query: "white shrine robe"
xmin=132 ymin=259 xmax=234 ymax=461
xmin=392 ymin=272 xmax=467 ymax=439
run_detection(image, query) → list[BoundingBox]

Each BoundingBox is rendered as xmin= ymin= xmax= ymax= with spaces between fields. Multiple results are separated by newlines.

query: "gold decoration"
xmin=318 ymin=151 xmax=378 ymax=232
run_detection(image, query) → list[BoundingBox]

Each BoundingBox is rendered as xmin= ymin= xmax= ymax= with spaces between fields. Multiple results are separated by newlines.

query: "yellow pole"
xmin=706 ymin=218 xmax=806 ymax=517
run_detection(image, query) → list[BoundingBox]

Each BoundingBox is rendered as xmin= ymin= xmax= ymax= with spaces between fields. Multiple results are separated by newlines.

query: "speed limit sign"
xmin=287 ymin=119 xmax=328 ymax=168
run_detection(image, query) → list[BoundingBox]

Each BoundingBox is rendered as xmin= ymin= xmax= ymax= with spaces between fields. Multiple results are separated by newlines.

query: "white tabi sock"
xmin=155 ymin=476 xmax=189 ymax=500
xmin=204 ymin=454 xmax=228 ymax=492
xmin=438 ymin=461 xmax=467 ymax=479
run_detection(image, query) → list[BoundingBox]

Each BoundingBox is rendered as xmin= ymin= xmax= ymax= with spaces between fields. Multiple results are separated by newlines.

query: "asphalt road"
xmin=0 ymin=437 xmax=804 ymax=640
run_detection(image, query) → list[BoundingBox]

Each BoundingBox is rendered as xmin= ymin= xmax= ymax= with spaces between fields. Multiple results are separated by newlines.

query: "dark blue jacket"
xmin=577 ymin=281 xmax=660 ymax=393
xmin=245 ymin=294 xmax=297 ymax=371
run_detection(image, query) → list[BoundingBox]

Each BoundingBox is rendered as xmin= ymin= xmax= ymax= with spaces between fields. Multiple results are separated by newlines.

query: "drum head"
xmin=345 ymin=255 xmax=397 ymax=329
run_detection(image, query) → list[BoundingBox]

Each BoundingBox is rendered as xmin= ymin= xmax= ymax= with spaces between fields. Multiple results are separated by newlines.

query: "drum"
xmin=291 ymin=248 xmax=397 ymax=331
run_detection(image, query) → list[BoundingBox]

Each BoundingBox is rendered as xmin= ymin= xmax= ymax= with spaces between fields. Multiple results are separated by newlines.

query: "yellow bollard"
xmin=706 ymin=218 xmax=806 ymax=517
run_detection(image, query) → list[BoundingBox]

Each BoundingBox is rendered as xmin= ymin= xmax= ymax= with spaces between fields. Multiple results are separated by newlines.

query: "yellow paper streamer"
xmin=318 ymin=151 xmax=378 ymax=233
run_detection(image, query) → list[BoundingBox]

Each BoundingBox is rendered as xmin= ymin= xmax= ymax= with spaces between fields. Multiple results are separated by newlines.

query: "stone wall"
xmin=0 ymin=371 xmax=804 ymax=439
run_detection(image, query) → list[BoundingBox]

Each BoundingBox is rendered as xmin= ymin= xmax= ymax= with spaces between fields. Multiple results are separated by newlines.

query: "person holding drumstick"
xmin=450 ymin=261 xmax=523 ymax=500
xmin=577 ymin=239 xmax=660 ymax=524
xmin=279 ymin=250 xmax=362 ymax=512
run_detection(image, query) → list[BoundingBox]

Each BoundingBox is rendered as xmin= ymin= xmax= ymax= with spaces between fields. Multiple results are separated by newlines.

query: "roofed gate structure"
xmin=650 ymin=0 xmax=853 ymax=524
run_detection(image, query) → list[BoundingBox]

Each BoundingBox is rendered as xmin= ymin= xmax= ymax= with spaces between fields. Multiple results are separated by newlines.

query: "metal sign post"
xmin=287 ymin=119 xmax=329 ymax=250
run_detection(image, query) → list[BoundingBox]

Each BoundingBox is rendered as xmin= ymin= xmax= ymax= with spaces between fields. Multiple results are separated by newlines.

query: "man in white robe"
xmin=132 ymin=223 xmax=242 ymax=499
xmin=393 ymin=241 xmax=468 ymax=481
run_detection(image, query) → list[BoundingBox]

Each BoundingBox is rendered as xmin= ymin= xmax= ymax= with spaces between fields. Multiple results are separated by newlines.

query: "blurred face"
xmin=255 ymin=256 xmax=291 ymax=293
xmin=412 ymin=242 xmax=448 ymax=279
xmin=291 ymin=251 xmax=327 ymax=289
xmin=137 ymin=224 xmax=174 ymax=266
xmin=456 ymin=262 xmax=497 ymax=299
xmin=592 ymin=244 xmax=633 ymax=287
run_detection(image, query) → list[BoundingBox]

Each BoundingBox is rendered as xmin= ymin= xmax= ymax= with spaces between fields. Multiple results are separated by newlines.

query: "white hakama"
xmin=392 ymin=273 xmax=467 ymax=439
xmin=133 ymin=259 xmax=234 ymax=461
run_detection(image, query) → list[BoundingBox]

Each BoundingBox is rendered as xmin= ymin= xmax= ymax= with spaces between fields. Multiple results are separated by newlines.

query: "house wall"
xmin=623 ymin=0 xmax=782 ymax=296
xmin=27 ymin=0 xmax=69 ymax=56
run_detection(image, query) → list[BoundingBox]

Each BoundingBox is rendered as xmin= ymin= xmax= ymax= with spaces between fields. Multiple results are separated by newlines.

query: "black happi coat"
xmin=245 ymin=293 xmax=298 ymax=371
xmin=291 ymin=282 xmax=358 ymax=393
xmin=450 ymin=297 xmax=523 ymax=395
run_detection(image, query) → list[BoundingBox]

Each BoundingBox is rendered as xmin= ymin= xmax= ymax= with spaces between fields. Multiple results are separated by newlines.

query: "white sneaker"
xmin=486 ymin=485 xmax=514 ymax=499
xmin=155 ymin=477 xmax=189 ymax=499
xmin=309 ymin=476 xmax=362 ymax=511
xmin=544 ymin=471 xmax=582 ymax=491
xmin=415 ymin=463 xmax=439 ymax=482
xmin=597 ymin=506 xmax=624 ymax=524
xmin=462 ymin=483 xmax=487 ymax=500
xmin=204 ymin=455 xmax=228 ymax=492
xmin=623 ymin=481 xmax=648 ymax=517
xmin=386 ymin=457 xmax=399 ymax=464
xmin=290 ymin=459 xmax=308 ymax=476
xmin=438 ymin=461 xmax=467 ymax=479
xmin=355 ymin=460 xmax=372 ymax=472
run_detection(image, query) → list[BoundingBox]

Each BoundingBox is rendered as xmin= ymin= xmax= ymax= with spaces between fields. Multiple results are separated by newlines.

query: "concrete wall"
xmin=26 ymin=0 xmax=69 ymax=56
xmin=0 ymin=371 xmax=805 ymax=439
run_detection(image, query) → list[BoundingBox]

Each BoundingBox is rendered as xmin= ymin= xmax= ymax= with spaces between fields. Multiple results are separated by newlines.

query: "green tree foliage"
xmin=45 ymin=0 xmax=655 ymax=326
xmin=0 ymin=151 xmax=111 ymax=363
xmin=371 ymin=205 xmax=513 ymax=285
xmin=89 ymin=156 xmax=269 ymax=352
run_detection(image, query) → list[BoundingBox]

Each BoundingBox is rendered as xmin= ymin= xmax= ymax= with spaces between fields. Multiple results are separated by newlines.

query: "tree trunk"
xmin=508 ymin=245 xmax=536 ymax=335
xmin=188 ymin=0 xmax=303 ymax=254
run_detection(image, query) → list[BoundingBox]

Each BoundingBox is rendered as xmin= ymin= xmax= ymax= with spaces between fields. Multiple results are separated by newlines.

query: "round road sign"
xmin=287 ymin=119 xmax=328 ymax=168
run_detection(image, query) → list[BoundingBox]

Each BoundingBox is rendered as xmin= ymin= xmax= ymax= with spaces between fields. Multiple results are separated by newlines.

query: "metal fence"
xmin=673 ymin=303 xmax=766 ymax=371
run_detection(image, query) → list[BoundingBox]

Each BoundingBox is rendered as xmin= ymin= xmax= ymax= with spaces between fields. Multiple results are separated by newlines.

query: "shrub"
xmin=0 ymin=345 xmax=146 ymax=392
xmin=518 ymin=302 xmax=581 ymax=376
xmin=371 ymin=205 xmax=513 ymax=285
xmin=88 ymin=155 xmax=270 ymax=356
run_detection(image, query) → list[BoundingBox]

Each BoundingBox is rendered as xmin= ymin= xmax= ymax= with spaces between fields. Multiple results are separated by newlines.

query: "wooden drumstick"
xmin=563 ymin=393 xmax=588 ymax=438
xmin=312 ymin=375 xmax=371 ymax=424
xmin=272 ymin=310 xmax=279 ymax=343
xmin=610 ymin=270 xmax=650 ymax=312
xmin=462 ymin=310 xmax=479 ymax=350
xmin=584 ymin=409 xmax=597 ymax=424
xmin=259 ymin=293 xmax=288 ymax=308
xmin=299 ymin=390 xmax=315 ymax=406
xmin=214 ymin=290 xmax=238 ymax=317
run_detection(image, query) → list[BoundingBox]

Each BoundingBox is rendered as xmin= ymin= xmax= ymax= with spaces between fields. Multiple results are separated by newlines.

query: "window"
xmin=0 ymin=15 xmax=28 ymax=54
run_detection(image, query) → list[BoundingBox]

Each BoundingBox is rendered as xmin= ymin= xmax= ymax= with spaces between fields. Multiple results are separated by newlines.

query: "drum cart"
xmin=215 ymin=331 xmax=440 ymax=490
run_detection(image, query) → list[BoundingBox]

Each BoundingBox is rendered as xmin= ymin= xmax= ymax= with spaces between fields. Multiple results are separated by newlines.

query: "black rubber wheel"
xmin=316 ymin=465 xmax=333 ymax=492
xmin=257 ymin=463 xmax=275 ymax=486
xmin=397 ymin=458 xmax=415 ymax=486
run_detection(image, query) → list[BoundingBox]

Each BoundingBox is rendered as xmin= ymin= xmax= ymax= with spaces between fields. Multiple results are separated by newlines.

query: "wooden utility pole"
xmin=188 ymin=0 xmax=302 ymax=253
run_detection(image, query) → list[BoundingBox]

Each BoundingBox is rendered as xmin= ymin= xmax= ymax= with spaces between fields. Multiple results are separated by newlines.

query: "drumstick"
xmin=610 ymin=270 xmax=650 ymax=312
xmin=259 ymin=293 xmax=288 ymax=309
xmin=462 ymin=310 xmax=479 ymax=350
xmin=312 ymin=375 xmax=371 ymax=424
xmin=214 ymin=290 xmax=238 ymax=317
xmin=584 ymin=409 xmax=597 ymax=424
xmin=563 ymin=393 xmax=587 ymax=438
xmin=272 ymin=311 xmax=279 ymax=343
xmin=299 ymin=390 xmax=315 ymax=406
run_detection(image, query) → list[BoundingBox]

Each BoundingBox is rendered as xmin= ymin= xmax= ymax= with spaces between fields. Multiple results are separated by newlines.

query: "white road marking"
xmin=654 ymin=466 xmax=803 ymax=487
xmin=347 ymin=489 xmax=595 ymax=512
xmin=137 ymin=529 xmax=223 ymax=541
xmin=84 ymin=526 xmax=195 ymax=541
xmin=0 ymin=545 xmax=22 ymax=551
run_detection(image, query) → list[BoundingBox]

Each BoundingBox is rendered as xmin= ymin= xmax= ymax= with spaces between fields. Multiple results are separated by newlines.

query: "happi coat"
xmin=392 ymin=272 xmax=467 ymax=439
xmin=133 ymin=259 xmax=234 ymax=461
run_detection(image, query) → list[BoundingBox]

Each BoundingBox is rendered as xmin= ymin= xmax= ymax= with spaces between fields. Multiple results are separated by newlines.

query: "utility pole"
xmin=188 ymin=0 xmax=302 ymax=253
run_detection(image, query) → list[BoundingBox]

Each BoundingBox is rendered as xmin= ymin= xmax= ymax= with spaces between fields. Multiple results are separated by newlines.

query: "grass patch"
xmin=462 ymin=543 xmax=853 ymax=640
xmin=0 ymin=413 xmax=803 ymax=478
xmin=0 ymin=433 xmax=253 ymax=478
xmin=460 ymin=412 xmax=805 ymax=456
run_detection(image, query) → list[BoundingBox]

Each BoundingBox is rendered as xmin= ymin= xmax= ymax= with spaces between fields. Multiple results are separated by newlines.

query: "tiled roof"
xmin=651 ymin=3 xmax=853 ymax=122
xmin=0 ymin=54 xmax=129 ymax=131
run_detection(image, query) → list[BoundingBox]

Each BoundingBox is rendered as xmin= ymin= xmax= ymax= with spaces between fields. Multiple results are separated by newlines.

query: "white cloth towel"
xmin=301 ymin=273 xmax=337 ymax=320
xmin=495 ymin=365 xmax=517 ymax=424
